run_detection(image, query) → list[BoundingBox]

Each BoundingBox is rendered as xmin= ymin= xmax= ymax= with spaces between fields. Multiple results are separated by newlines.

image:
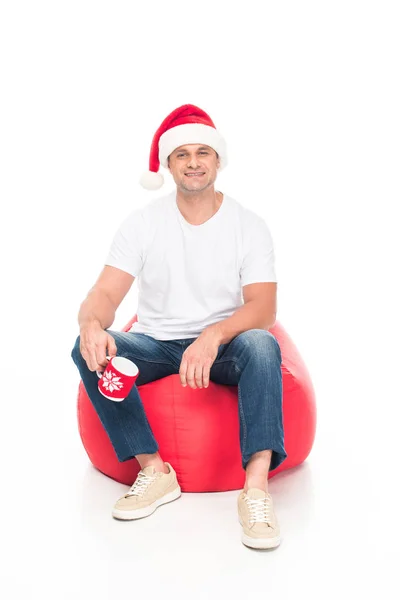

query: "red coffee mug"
xmin=96 ymin=355 xmax=139 ymax=402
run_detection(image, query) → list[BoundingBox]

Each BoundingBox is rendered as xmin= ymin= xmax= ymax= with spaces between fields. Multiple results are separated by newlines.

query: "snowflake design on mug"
xmin=101 ymin=370 xmax=124 ymax=393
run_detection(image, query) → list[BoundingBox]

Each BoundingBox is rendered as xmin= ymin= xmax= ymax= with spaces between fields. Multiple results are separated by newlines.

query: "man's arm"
xmin=78 ymin=265 xmax=135 ymax=330
xmin=202 ymin=282 xmax=277 ymax=344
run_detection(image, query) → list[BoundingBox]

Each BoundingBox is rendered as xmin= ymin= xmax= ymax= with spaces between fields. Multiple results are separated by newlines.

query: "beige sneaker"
xmin=112 ymin=462 xmax=181 ymax=520
xmin=237 ymin=488 xmax=281 ymax=549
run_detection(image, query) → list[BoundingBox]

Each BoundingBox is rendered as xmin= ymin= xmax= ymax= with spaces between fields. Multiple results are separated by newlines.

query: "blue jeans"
xmin=71 ymin=328 xmax=287 ymax=471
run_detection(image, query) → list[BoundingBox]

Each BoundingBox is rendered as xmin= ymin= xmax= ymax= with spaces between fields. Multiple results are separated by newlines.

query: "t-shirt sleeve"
xmin=104 ymin=209 xmax=145 ymax=278
xmin=240 ymin=216 xmax=277 ymax=286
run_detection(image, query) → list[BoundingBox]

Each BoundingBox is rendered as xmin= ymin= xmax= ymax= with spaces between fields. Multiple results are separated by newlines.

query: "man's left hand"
xmin=179 ymin=328 xmax=221 ymax=389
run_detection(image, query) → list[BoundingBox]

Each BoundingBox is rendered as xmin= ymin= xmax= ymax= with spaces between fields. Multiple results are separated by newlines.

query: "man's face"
xmin=168 ymin=144 xmax=220 ymax=193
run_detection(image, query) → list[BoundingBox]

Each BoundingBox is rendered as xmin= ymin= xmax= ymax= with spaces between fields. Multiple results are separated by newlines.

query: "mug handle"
xmin=96 ymin=355 xmax=111 ymax=378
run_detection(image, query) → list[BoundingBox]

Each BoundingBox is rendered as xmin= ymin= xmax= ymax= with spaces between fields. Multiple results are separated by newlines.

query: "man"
xmin=71 ymin=104 xmax=287 ymax=550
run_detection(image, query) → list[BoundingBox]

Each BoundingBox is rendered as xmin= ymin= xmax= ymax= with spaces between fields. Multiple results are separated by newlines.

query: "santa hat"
xmin=139 ymin=104 xmax=228 ymax=190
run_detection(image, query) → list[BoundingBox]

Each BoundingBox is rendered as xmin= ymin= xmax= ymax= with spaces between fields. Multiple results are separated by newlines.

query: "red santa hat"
xmin=139 ymin=103 xmax=228 ymax=190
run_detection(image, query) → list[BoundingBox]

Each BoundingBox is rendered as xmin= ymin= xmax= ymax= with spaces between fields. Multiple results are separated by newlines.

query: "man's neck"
xmin=176 ymin=188 xmax=223 ymax=226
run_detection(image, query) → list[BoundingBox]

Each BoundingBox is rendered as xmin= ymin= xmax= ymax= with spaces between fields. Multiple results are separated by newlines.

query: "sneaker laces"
xmin=244 ymin=495 xmax=273 ymax=526
xmin=125 ymin=471 xmax=157 ymax=498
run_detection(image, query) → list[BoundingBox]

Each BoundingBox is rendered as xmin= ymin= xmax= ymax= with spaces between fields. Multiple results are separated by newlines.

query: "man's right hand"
xmin=79 ymin=322 xmax=118 ymax=373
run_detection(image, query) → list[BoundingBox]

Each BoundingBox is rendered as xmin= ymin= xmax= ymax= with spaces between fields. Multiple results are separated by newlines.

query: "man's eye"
xmin=177 ymin=152 xmax=207 ymax=157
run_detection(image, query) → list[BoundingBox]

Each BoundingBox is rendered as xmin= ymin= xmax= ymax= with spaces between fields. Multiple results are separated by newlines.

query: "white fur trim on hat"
xmin=158 ymin=123 xmax=227 ymax=169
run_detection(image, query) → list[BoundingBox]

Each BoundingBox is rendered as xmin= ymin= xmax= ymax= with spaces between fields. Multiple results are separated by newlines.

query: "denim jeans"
xmin=71 ymin=328 xmax=287 ymax=471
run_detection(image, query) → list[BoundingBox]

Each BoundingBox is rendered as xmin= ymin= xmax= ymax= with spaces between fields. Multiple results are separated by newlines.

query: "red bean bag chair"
xmin=76 ymin=316 xmax=316 ymax=492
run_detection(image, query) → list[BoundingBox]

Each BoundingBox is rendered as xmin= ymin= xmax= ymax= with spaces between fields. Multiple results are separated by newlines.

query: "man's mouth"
xmin=185 ymin=172 xmax=205 ymax=177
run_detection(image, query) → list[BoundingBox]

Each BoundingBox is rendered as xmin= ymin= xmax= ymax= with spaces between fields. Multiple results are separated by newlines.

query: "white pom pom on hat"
xmin=139 ymin=104 xmax=228 ymax=190
xmin=139 ymin=170 xmax=164 ymax=190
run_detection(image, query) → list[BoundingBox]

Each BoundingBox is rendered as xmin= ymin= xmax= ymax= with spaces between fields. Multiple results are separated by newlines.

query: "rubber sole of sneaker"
xmin=238 ymin=517 xmax=281 ymax=549
xmin=112 ymin=485 xmax=182 ymax=520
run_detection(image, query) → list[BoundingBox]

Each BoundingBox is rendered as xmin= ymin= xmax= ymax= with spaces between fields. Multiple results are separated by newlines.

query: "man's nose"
xmin=187 ymin=155 xmax=200 ymax=168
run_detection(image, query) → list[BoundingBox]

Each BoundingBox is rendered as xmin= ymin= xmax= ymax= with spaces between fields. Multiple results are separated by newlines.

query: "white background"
xmin=1 ymin=1 xmax=399 ymax=598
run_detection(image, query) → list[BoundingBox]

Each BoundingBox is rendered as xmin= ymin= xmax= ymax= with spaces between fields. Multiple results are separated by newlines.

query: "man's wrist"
xmin=201 ymin=323 xmax=223 ymax=344
xmin=79 ymin=317 xmax=102 ymax=331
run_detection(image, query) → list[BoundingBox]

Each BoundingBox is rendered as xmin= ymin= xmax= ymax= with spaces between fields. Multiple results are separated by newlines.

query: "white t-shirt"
xmin=104 ymin=190 xmax=277 ymax=341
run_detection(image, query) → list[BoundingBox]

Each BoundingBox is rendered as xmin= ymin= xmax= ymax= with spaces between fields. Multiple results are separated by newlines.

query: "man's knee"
xmin=236 ymin=329 xmax=280 ymax=358
xmin=236 ymin=328 xmax=272 ymax=345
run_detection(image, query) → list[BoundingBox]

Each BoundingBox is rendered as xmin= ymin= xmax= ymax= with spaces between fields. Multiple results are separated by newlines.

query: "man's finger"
xmin=203 ymin=366 xmax=210 ymax=388
xmin=108 ymin=336 xmax=118 ymax=357
xmin=186 ymin=362 xmax=196 ymax=389
xmin=180 ymin=358 xmax=187 ymax=386
xmin=195 ymin=363 xmax=204 ymax=388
